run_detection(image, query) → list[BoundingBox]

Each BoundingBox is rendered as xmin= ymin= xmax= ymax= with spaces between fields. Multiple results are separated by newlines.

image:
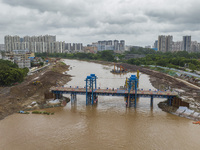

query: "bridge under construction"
xmin=51 ymin=74 xmax=177 ymax=108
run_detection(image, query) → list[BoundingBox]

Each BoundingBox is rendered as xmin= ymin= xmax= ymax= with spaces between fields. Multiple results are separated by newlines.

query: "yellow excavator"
xmin=33 ymin=81 xmax=41 ymax=85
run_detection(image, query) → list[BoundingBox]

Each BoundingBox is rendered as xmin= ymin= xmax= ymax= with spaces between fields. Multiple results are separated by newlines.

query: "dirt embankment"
xmin=0 ymin=61 xmax=71 ymax=120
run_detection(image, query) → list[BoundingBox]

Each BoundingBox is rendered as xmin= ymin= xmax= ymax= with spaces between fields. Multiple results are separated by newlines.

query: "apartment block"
xmin=158 ymin=35 xmax=166 ymax=52
xmin=154 ymin=40 xmax=158 ymax=49
xmin=190 ymin=41 xmax=200 ymax=53
xmin=3 ymin=50 xmax=33 ymax=68
xmin=183 ymin=36 xmax=191 ymax=52
xmin=158 ymin=35 xmax=173 ymax=52
xmin=97 ymin=40 xmax=125 ymax=51
xmin=172 ymin=41 xmax=183 ymax=52
xmin=0 ymin=44 xmax=5 ymax=51
xmin=4 ymin=35 xmax=66 ymax=53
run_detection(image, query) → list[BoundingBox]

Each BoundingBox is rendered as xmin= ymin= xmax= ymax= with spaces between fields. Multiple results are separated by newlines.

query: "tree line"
xmin=126 ymin=49 xmax=200 ymax=71
xmin=36 ymin=48 xmax=200 ymax=71
xmin=36 ymin=50 xmax=116 ymax=62
xmin=0 ymin=60 xmax=29 ymax=86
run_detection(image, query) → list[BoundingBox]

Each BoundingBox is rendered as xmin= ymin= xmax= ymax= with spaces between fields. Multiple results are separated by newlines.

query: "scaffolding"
xmin=125 ymin=75 xmax=138 ymax=108
xmin=85 ymin=74 xmax=98 ymax=105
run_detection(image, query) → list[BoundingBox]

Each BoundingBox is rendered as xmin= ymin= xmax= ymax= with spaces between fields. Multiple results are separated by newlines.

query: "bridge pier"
xmin=150 ymin=96 xmax=153 ymax=107
xmin=94 ymin=95 xmax=98 ymax=105
xmin=167 ymin=96 xmax=173 ymax=106
xmin=86 ymin=93 xmax=91 ymax=105
xmin=71 ymin=93 xmax=77 ymax=105
xmin=126 ymin=95 xmax=130 ymax=108
xmin=86 ymin=93 xmax=98 ymax=105
xmin=126 ymin=95 xmax=136 ymax=108
xmin=55 ymin=92 xmax=62 ymax=99
xmin=134 ymin=94 xmax=137 ymax=108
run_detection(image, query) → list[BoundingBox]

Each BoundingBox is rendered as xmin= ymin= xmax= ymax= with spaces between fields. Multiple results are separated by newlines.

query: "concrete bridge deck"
xmin=51 ymin=86 xmax=177 ymax=98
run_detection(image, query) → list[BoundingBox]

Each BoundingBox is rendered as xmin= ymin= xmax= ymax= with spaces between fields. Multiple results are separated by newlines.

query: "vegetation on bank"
xmin=36 ymin=50 xmax=116 ymax=62
xmin=36 ymin=48 xmax=200 ymax=71
xmin=126 ymin=49 xmax=200 ymax=71
xmin=0 ymin=59 xmax=29 ymax=86
xmin=32 ymin=110 xmax=54 ymax=115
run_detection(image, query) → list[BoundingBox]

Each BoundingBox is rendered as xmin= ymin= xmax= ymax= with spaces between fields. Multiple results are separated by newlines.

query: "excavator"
xmin=33 ymin=81 xmax=41 ymax=85
xmin=111 ymin=63 xmax=127 ymax=74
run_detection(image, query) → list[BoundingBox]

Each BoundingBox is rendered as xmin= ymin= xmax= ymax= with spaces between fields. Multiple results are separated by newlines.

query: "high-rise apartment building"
xmin=183 ymin=36 xmax=191 ymax=52
xmin=114 ymin=40 xmax=119 ymax=51
xmin=63 ymin=43 xmax=83 ymax=53
xmin=158 ymin=35 xmax=173 ymax=52
xmin=97 ymin=40 xmax=125 ymax=51
xmin=119 ymin=40 xmax=125 ymax=51
xmin=65 ymin=43 xmax=72 ymax=52
xmin=4 ymin=35 xmax=20 ymax=52
xmin=172 ymin=41 xmax=183 ymax=52
xmin=190 ymin=41 xmax=200 ymax=52
xmin=4 ymin=35 xmax=66 ymax=53
xmin=154 ymin=40 xmax=158 ymax=49
xmin=166 ymin=35 xmax=173 ymax=52
xmin=107 ymin=40 xmax=112 ymax=45
xmin=0 ymin=44 xmax=5 ymax=51
xmin=158 ymin=35 xmax=166 ymax=52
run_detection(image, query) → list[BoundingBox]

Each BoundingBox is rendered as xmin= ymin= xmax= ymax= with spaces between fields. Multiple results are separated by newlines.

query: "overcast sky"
xmin=0 ymin=0 xmax=200 ymax=46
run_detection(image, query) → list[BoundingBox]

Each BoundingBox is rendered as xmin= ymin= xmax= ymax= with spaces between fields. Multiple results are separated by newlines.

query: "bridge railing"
xmin=51 ymin=86 xmax=177 ymax=94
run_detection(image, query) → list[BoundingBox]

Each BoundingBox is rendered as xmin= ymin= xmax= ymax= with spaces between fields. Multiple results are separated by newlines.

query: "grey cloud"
xmin=145 ymin=0 xmax=200 ymax=25
xmin=1 ymin=0 xmax=200 ymax=46
xmin=2 ymin=0 xmax=89 ymax=17
xmin=102 ymin=14 xmax=147 ymax=25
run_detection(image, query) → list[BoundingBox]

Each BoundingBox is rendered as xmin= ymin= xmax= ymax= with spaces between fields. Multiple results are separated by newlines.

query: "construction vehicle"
xmin=33 ymin=81 xmax=41 ymax=85
xmin=111 ymin=64 xmax=127 ymax=74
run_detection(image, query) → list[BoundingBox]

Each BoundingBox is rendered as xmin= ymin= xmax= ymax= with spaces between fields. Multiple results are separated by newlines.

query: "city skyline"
xmin=0 ymin=0 xmax=200 ymax=46
xmin=4 ymin=35 xmax=127 ymax=53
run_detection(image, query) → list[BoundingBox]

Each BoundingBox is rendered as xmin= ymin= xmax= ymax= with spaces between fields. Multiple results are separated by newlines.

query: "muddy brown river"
xmin=0 ymin=59 xmax=200 ymax=150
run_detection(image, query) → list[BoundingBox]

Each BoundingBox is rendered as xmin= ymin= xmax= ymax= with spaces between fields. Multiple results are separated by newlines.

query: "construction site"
xmin=0 ymin=58 xmax=71 ymax=120
xmin=110 ymin=63 xmax=127 ymax=74
xmin=0 ymin=59 xmax=200 ymax=120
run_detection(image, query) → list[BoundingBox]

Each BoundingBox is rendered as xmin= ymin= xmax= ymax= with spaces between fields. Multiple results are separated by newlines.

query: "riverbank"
xmin=118 ymin=63 xmax=200 ymax=119
xmin=0 ymin=60 xmax=71 ymax=120
xmin=66 ymin=59 xmax=200 ymax=104
xmin=82 ymin=59 xmax=200 ymax=118
xmin=1 ymin=58 xmax=199 ymax=121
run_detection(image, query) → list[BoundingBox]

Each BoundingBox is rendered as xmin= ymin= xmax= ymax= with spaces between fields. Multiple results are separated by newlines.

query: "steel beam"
xmin=150 ymin=95 xmax=153 ymax=107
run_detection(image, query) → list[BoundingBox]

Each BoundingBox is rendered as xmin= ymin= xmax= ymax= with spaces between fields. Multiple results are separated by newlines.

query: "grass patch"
xmin=32 ymin=111 xmax=54 ymax=115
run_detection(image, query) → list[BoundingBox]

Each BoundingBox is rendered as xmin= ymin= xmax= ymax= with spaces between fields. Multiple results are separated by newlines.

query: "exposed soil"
xmin=0 ymin=59 xmax=71 ymax=120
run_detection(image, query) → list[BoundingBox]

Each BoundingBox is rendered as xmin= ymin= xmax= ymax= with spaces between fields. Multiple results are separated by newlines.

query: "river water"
xmin=0 ymin=59 xmax=200 ymax=150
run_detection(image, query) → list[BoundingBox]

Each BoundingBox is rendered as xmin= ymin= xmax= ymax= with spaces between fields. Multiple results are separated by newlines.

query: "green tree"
xmin=188 ymin=63 xmax=196 ymax=71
